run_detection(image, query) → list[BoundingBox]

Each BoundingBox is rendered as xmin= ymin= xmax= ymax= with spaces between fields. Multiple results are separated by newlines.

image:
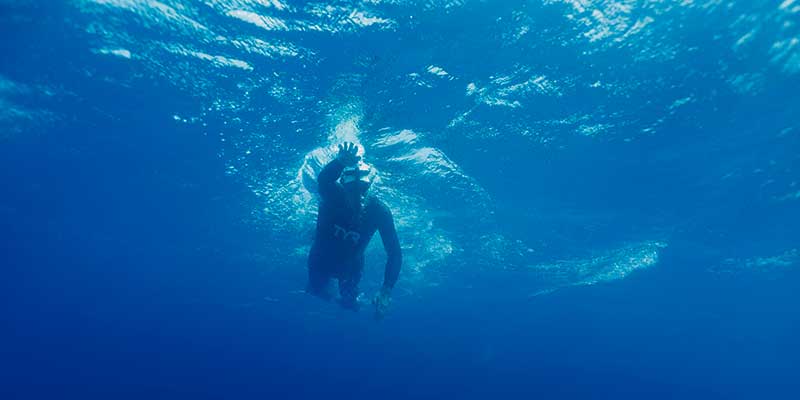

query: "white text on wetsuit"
xmin=333 ymin=224 xmax=360 ymax=245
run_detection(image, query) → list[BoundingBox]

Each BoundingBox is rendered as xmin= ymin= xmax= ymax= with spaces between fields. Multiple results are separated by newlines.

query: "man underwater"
xmin=307 ymin=142 xmax=402 ymax=318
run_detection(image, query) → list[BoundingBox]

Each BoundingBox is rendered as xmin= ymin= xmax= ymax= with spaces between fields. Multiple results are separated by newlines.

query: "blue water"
xmin=2 ymin=0 xmax=799 ymax=398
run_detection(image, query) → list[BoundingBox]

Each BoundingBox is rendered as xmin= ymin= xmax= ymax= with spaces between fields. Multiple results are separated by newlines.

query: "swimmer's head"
xmin=340 ymin=161 xmax=373 ymax=195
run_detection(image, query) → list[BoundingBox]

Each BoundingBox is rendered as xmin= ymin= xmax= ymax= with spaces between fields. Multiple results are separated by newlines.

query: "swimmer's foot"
xmin=337 ymin=292 xmax=366 ymax=311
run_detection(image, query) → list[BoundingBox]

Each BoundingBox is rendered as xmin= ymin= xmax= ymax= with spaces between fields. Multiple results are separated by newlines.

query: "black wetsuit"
xmin=307 ymin=159 xmax=402 ymax=306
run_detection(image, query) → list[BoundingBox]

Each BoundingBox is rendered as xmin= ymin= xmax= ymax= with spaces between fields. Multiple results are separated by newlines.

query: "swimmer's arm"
xmin=378 ymin=205 xmax=402 ymax=290
xmin=317 ymin=159 xmax=345 ymax=200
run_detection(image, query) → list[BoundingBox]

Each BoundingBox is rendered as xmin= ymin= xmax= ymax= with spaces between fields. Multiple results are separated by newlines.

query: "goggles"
xmin=341 ymin=162 xmax=373 ymax=185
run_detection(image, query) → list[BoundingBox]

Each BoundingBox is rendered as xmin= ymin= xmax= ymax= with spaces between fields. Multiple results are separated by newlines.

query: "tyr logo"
xmin=333 ymin=224 xmax=361 ymax=245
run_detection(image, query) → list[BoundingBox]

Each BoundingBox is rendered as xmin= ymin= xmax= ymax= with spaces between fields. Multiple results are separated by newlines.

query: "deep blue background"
xmin=2 ymin=1 xmax=798 ymax=399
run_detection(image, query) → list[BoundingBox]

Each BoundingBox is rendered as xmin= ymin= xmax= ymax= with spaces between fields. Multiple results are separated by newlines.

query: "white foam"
xmin=669 ymin=96 xmax=693 ymax=110
xmin=727 ymin=73 xmax=766 ymax=95
xmin=229 ymin=37 xmax=302 ymax=58
xmin=776 ymin=190 xmax=800 ymax=201
xmin=529 ymin=241 xmax=667 ymax=297
xmin=0 ymin=78 xmax=55 ymax=137
xmin=733 ymin=28 xmax=758 ymax=50
xmin=346 ymin=9 xmax=392 ymax=27
xmin=165 ymin=44 xmax=253 ymax=70
xmin=0 ymin=99 xmax=33 ymax=122
xmin=389 ymin=147 xmax=463 ymax=178
xmin=84 ymin=0 xmax=209 ymax=32
xmin=543 ymin=0 xmax=665 ymax=47
xmin=466 ymin=82 xmax=478 ymax=95
xmin=770 ymin=37 xmax=800 ymax=74
xmin=714 ymin=249 xmax=799 ymax=274
xmin=327 ymin=114 xmax=362 ymax=144
xmin=96 ymin=48 xmax=132 ymax=59
xmin=226 ymin=9 xmax=289 ymax=30
xmin=577 ymin=123 xmax=611 ymax=136
xmin=0 ymin=75 xmax=24 ymax=94
xmin=468 ymin=71 xmax=561 ymax=110
xmin=304 ymin=4 xmax=395 ymax=32
xmin=426 ymin=65 xmax=450 ymax=77
xmin=374 ymin=129 xmax=419 ymax=147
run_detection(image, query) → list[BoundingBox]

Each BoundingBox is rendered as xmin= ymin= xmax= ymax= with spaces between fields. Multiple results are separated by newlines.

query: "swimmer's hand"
xmin=337 ymin=142 xmax=361 ymax=167
xmin=373 ymin=286 xmax=392 ymax=320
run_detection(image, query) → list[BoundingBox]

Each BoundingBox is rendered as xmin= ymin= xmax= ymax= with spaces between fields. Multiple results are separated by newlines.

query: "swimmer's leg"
xmin=306 ymin=262 xmax=333 ymax=301
xmin=337 ymin=267 xmax=363 ymax=311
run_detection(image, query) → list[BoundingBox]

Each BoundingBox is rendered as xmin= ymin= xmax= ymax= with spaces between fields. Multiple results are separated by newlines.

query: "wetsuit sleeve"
xmin=317 ymin=158 xmax=346 ymax=200
xmin=378 ymin=203 xmax=402 ymax=289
